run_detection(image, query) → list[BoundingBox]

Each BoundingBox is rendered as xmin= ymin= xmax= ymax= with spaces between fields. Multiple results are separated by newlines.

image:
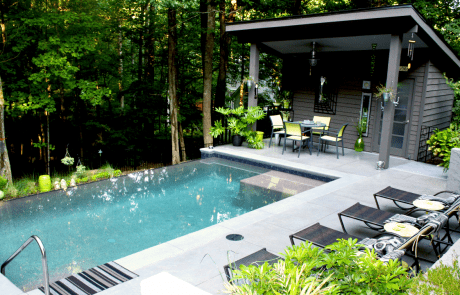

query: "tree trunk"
xmin=292 ymin=0 xmax=302 ymax=15
xmin=145 ymin=3 xmax=155 ymax=81
xmin=0 ymin=2 xmax=13 ymax=183
xmin=216 ymin=0 xmax=236 ymax=110
xmin=118 ymin=19 xmax=124 ymax=110
xmin=168 ymin=8 xmax=180 ymax=165
xmin=202 ymin=0 xmax=216 ymax=148
xmin=200 ymin=0 xmax=208 ymax=73
xmin=0 ymin=76 xmax=13 ymax=183
xmin=179 ymin=122 xmax=187 ymax=162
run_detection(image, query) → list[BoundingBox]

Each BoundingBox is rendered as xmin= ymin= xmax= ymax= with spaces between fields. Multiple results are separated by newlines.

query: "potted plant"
xmin=210 ymin=106 xmax=266 ymax=146
xmin=374 ymin=84 xmax=394 ymax=102
xmin=280 ymin=111 xmax=290 ymax=121
xmin=354 ymin=117 xmax=367 ymax=152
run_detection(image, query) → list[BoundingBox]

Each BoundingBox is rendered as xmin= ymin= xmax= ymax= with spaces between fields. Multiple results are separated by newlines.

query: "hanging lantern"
xmin=407 ymin=33 xmax=416 ymax=61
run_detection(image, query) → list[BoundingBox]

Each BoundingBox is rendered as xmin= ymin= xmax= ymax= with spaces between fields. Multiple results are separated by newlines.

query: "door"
xmin=373 ymin=79 xmax=414 ymax=157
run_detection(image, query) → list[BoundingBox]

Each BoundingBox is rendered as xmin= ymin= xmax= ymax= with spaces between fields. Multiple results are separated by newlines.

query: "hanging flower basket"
xmin=61 ymin=147 xmax=74 ymax=166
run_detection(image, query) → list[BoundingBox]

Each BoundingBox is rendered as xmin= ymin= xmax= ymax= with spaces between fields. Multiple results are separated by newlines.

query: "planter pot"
xmin=282 ymin=113 xmax=289 ymax=121
xmin=354 ymin=136 xmax=364 ymax=152
xmin=232 ymin=135 xmax=243 ymax=146
xmin=256 ymin=131 xmax=264 ymax=142
xmin=382 ymin=93 xmax=391 ymax=102
xmin=39 ymin=175 xmax=52 ymax=193
xmin=283 ymin=100 xmax=290 ymax=108
xmin=273 ymin=102 xmax=281 ymax=107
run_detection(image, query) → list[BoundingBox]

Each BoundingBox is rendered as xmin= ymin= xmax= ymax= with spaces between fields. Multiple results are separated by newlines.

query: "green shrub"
xmin=5 ymin=185 xmax=18 ymax=198
xmin=76 ymin=177 xmax=88 ymax=184
xmin=410 ymin=259 xmax=460 ymax=294
xmin=0 ymin=176 xmax=7 ymax=190
xmin=14 ymin=179 xmax=38 ymax=197
xmin=226 ymin=239 xmax=412 ymax=295
xmin=426 ymin=124 xmax=460 ymax=171
xmin=114 ymin=170 xmax=122 ymax=177
xmin=91 ymin=171 xmax=111 ymax=181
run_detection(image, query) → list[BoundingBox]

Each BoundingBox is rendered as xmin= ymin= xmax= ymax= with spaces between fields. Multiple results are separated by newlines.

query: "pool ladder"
xmin=1 ymin=235 xmax=50 ymax=295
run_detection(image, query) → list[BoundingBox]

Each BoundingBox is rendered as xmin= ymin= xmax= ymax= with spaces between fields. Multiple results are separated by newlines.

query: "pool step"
xmin=37 ymin=262 xmax=138 ymax=295
xmin=240 ymin=170 xmax=326 ymax=197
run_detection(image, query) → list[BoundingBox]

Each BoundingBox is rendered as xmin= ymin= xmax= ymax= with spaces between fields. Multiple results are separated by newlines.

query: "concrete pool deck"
xmin=15 ymin=140 xmax=456 ymax=295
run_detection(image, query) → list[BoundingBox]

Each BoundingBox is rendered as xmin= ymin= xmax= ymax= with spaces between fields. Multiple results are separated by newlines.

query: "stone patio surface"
xmin=19 ymin=139 xmax=456 ymax=295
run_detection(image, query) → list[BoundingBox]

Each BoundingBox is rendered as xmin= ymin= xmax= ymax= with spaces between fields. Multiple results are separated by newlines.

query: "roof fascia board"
xmin=226 ymin=7 xmax=414 ymax=32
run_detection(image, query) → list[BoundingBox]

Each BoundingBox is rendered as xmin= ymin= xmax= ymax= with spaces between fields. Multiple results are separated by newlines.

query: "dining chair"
xmin=311 ymin=116 xmax=331 ymax=139
xmin=269 ymin=114 xmax=285 ymax=147
xmin=317 ymin=123 xmax=348 ymax=159
xmin=283 ymin=122 xmax=311 ymax=157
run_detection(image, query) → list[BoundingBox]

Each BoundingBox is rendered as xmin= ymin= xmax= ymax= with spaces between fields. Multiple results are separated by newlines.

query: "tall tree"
xmin=202 ymin=0 xmax=216 ymax=148
xmin=0 ymin=4 xmax=14 ymax=183
xmin=168 ymin=8 xmax=180 ymax=164
xmin=216 ymin=0 xmax=237 ymax=110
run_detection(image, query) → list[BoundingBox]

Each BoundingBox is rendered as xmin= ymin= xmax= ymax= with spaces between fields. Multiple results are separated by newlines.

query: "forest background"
xmin=1 ymin=0 xmax=459 ymax=183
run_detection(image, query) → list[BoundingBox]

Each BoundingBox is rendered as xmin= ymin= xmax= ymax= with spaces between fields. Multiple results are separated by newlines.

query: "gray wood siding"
xmin=292 ymin=78 xmax=365 ymax=150
xmin=422 ymin=64 xmax=454 ymax=130
xmin=405 ymin=64 xmax=427 ymax=159
xmin=292 ymin=65 xmax=427 ymax=156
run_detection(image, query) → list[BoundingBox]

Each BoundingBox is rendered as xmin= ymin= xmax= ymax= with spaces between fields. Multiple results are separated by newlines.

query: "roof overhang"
xmin=227 ymin=5 xmax=460 ymax=76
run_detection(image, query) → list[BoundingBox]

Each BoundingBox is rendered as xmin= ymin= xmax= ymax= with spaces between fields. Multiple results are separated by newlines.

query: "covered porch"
xmin=227 ymin=4 xmax=460 ymax=168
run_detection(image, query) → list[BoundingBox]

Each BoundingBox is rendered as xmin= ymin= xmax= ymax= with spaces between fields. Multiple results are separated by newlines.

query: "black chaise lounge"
xmin=223 ymin=248 xmax=282 ymax=283
xmin=373 ymin=186 xmax=457 ymax=211
xmin=290 ymin=222 xmax=443 ymax=273
xmin=338 ymin=200 xmax=460 ymax=257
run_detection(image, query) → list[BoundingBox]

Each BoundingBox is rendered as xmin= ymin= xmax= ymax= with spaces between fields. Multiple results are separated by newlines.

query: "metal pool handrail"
xmin=1 ymin=235 xmax=50 ymax=295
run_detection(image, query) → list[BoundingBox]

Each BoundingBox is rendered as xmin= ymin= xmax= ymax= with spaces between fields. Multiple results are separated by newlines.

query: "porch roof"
xmin=227 ymin=5 xmax=460 ymax=77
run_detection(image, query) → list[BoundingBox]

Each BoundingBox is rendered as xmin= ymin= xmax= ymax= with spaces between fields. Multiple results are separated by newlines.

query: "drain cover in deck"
xmin=226 ymin=234 xmax=244 ymax=241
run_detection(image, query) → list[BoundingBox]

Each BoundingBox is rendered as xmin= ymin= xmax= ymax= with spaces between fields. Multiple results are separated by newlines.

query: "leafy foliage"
xmin=0 ymin=176 xmax=8 ymax=191
xmin=225 ymin=239 xmax=412 ymax=295
xmin=445 ymin=74 xmax=460 ymax=126
xmin=410 ymin=259 xmax=460 ymax=294
xmin=210 ymin=106 xmax=266 ymax=137
xmin=426 ymin=125 xmax=460 ymax=171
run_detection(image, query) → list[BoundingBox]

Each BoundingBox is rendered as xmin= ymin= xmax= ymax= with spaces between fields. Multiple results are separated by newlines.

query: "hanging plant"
xmin=319 ymin=77 xmax=327 ymax=102
xmin=61 ymin=147 xmax=74 ymax=166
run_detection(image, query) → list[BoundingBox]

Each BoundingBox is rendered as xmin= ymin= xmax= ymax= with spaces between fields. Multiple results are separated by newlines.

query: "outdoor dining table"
xmin=284 ymin=120 xmax=327 ymax=153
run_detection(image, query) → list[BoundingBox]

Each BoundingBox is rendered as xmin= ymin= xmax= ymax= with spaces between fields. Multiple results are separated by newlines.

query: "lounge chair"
xmin=290 ymin=222 xmax=445 ymax=273
xmin=373 ymin=186 xmax=458 ymax=211
xmin=223 ymin=248 xmax=282 ymax=283
xmin=337 ymin=201 xmax=459 ymax=256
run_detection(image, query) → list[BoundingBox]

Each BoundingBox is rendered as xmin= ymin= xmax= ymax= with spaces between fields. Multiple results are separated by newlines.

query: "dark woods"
xmin=1 ymin=0 xmax=459 ymax=178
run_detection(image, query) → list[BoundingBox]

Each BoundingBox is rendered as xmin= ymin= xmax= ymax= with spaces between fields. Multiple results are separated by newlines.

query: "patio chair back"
xmin=338 ymin=124 xmax=348 ymax=137
xmin=312 ymin=116 xmax=331 ymax=131
xmin=270 ymin=115 xmax=284 ymax=129
xmin=284 ymin=122 xmax=302 ymax=136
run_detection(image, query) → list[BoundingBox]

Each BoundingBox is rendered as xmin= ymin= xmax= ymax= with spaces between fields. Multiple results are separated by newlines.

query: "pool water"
xmin=0 ymin=158 xmax=288 ymax=291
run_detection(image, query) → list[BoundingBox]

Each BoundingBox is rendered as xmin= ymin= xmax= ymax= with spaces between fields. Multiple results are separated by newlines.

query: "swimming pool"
xmin=0 ymin=158 xmax=316 ymax=291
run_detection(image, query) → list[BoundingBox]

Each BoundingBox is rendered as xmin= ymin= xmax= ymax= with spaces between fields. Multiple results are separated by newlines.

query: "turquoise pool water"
xmin=0 ymin=158 xmax=284 ymax=291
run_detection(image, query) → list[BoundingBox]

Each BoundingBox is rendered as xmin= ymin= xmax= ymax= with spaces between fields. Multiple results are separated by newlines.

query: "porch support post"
xmin=248 ymin=43 xmax=259 ymax=130
xmin=379 ymin=34 xmax=402 ymax=169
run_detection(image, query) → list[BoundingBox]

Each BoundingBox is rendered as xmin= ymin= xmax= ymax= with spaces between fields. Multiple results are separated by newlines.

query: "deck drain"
xmin=226 ymin=234 xmax=244 ymax=241
xmin=108 ymin=239 xmax=116 ymax=243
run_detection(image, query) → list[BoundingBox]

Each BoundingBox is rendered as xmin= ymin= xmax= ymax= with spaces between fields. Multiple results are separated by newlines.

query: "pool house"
xmin=227 ymin=4 xmax=460 ymax=168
